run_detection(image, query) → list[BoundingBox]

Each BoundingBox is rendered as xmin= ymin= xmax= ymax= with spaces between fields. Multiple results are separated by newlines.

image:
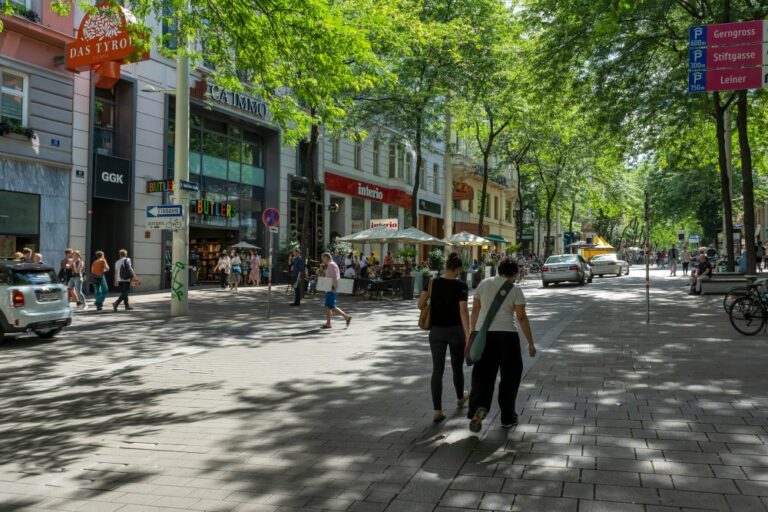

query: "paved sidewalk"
xmin=1 ymin=271 xmax=767 ymax=511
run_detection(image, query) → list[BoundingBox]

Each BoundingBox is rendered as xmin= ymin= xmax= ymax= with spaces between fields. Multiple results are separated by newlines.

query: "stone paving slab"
xmin=1 ymin=270 xmax=768 ymax=511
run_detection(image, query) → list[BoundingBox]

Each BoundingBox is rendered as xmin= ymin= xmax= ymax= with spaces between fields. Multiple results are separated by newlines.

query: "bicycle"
xmin=723 ymin=278 xmax=768 ymax=314
xmin=728 ymin=282 xmax=768 ymax=335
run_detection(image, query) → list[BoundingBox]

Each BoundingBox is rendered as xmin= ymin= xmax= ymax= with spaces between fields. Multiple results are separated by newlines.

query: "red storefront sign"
xmin=66 ymin=3 xmax=149 ymax=88
xmin=324 ymin=172 xmax=412 ymax=209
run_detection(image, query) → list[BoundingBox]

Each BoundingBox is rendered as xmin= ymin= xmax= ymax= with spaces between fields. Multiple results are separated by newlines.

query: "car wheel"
xmin=617 ymin=268 xmax=622 ymax=277
xmin=579 ymin=276 xmax=586 ymax=286
xmin=34 ymin=327 xmax=62 ymax=339
xmin=625 ymin=268 xmax=629 ymax=276
xmin=588 ymin=276 xmax=593 ymax=283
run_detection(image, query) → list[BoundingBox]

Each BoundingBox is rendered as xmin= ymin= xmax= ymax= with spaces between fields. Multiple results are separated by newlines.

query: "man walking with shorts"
xmin=321 ymin=252 xmax=351 ymax=329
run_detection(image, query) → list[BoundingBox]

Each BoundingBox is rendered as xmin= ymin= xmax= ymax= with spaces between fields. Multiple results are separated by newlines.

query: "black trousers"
xmin=428 ymin=325 xmax=465 ymax=410
xmin=219 ymin=270 xmax=228 ymax=288
xmin=114 ymin=281 xmax=131 ymax=307
xmin=467 ymin=331 xmax=523 ymax=424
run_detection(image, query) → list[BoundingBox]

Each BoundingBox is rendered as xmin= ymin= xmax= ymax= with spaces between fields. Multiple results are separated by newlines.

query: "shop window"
xmin=373 ymin=139 xmax=380 ymax=175
xmin=371 ymin=201 xmax=382 ymax=221
xmin=202 ymin=131 xmax=227 ymax=158
xmin=0 ymin=190 xmax=39 ymax=238
xmin=9 ymin=0 xmax=31 ymax=11
xmin=388 ymin=143 xmax=396 ymax=178
xmin=354 ymin=140 xmax=362 ymax=170
xmin=494 ymin=196 xmax=499 ymax=220
xmin=331 ymin=138 xmax=340 ymax=164
xmin=468 ymin=196 xmax=473 ymax=213
xmin=433 ymin=163 xmax=440 ymax=194
xmin=94 ymin=87 xmax=116 ymax=155
xmin=505 ymin=200 xmax=512 ymax=223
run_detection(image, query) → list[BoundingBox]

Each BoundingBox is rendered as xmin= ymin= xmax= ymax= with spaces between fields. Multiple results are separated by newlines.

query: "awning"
xmin=486 ymin=234 xmax=509 ymax=244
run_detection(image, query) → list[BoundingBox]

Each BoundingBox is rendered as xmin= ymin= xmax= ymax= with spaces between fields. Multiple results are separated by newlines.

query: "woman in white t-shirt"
xmin=467 ymin=257 xmax=536 ymax=432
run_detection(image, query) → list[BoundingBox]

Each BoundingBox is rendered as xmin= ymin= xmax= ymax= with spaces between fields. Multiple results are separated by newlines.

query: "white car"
xmin=0 ymin=261 xmax=72 ymax=341
xmin=542 ymin=254 xmax=593 ymax=287
xmin=590 ymin=253 xmax=630 ymax=277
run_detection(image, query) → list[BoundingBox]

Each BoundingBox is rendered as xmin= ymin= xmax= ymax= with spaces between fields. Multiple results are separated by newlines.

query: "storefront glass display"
xmin=0 ymin=190 xmax=40 ymax=258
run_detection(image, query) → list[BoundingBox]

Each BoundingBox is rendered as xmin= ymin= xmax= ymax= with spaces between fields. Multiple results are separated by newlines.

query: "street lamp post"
xmin=170 ymin=38 xmax=190 ymax=316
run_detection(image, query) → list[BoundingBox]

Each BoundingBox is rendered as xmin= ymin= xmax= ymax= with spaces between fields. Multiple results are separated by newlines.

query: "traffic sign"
xmin=689 ymin=234 xmax=701 ymax=243
xmin=690 ymin=20 xmax=768 ymax=48
xmin=262 ymin=208 xmax=280 ymax=227
xmin=688 ymin=66 xmax=768 ymax=92
xmin=147 ymin=204 xmax=183 ymax=218
xmin=689 ymin=43 xmax=768 ymax=70
xmin=269 ymin=226 xmax=279 ymax=234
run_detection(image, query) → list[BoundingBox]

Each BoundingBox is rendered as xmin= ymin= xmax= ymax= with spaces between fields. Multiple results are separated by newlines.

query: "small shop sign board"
xmin=370 ymin=218 xmax=399 ymax=229
xmin=317 ymin=277 xmax=355 ymax=294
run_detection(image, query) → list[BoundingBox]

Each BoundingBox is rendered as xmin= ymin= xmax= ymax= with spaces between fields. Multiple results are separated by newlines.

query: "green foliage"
xmin=428 ymin=248 xmax=445 ymax=271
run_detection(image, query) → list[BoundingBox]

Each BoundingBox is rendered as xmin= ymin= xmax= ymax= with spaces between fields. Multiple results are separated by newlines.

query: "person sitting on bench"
xmin=690 ymin=254 xmax=713 ymax=295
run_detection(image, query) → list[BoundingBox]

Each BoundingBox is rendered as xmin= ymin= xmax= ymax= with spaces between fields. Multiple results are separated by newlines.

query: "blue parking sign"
xmin=689 ymin=25 xmax=707 ymax=47
xmin=689 ymin=47 xmax=706 ymax=70
xmin=688 ymin=71 xmax=707 ymax=93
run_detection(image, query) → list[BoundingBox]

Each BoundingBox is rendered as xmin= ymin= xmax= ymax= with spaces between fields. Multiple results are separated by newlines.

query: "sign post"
xmin=262 ymin=208 xmax=281 ymax=319
xmin=146 ymin=205 xmax=185 ymax=230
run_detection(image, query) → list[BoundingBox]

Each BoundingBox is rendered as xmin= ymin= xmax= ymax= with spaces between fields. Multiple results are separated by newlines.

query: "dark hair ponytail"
xmin=446 ymin=252 xmax=463 ymax=271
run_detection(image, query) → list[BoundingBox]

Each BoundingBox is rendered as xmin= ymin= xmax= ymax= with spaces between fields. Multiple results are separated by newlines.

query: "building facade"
xmin=0 ymin=3 xmax=75 ymax=262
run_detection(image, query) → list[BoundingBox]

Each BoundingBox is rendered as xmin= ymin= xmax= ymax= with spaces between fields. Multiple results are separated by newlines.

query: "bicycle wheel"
xmin=729 ymin=296 xmax=767 ymax=336
xmin=723 ymin=288 xmax=748 ymax=314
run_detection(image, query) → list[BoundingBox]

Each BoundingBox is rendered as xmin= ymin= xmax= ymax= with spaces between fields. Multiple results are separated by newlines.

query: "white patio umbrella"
xmin=446 ymin=231 xmax=488 ymax=246
xmin=337 ymin=226 xmax=400 ymax=243
xmin=393 ymin=227 xmax=449 ymax=245
xmin=231 ymin=241 xmax=260 ymax=249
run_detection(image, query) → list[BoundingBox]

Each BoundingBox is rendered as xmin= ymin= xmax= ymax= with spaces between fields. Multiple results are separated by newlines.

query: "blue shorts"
xmin=324 ymin=291 xmax=337 ymax=309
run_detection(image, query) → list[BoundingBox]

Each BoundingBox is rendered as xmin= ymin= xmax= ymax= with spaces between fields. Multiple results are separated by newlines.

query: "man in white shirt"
xmin=321 ymin=252 xmax=352 ymax=329
xmin=113 ymin=249 xmax=137 ymax=311
xmin=344 ymin=265 xmax=356 ymax=279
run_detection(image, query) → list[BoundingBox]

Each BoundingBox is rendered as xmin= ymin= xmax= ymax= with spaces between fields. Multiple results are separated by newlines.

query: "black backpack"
xmin=119 ymin=259 xmax=132 ymax=280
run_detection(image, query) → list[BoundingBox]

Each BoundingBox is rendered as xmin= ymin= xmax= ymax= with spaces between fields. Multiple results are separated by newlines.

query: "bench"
xmin=700 ymin=278 xmax=747 ymax=294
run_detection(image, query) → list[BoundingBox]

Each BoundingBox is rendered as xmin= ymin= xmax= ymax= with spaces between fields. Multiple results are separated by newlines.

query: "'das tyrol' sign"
xmin=66 ymin=3 xmax=149 ymax=89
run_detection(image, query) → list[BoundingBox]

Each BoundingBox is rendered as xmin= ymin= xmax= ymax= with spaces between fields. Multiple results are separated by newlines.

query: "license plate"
xmin=555 ymin=268 xmax=569 ymax=272
xmin=39 ymin=292 xmax=59 ymax=302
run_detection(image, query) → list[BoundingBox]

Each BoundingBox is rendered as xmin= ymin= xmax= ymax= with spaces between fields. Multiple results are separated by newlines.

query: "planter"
xmin=401 ymin=275 xmax=414 ymax=300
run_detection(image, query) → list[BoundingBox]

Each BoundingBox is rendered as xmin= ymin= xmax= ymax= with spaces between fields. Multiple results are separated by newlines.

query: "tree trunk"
xmin=567 ymin=199 xmax=576 ymax=254
xmin=299 ymin=115 xmax=319 ymax=295
xmin=544 ymin=196 xmax=554 ymax=259
xmin=737 ymin=90 xmax=756 ymax=273
xmin=411 ymin=114 xmax=422 ymax=229
xmin=713 ymin=92 xmax=735 ymax=270
xmin=478 ymin=152 xmax=490 ymax=238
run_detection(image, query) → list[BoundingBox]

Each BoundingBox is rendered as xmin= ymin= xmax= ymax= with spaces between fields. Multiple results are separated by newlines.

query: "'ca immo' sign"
xmin=66 ymin=3 xmax=148 ymax=88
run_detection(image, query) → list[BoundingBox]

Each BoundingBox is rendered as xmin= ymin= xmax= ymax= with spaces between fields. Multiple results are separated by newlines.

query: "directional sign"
xmin=690 ymin=20 xmax=768 ymax=48
xmin=689 ymin=43 xmax=768 ymax=70
xmin=269 ymin=226 xmax=279 ymax=234
xmin=689 ymin=234 xmax=701 ymax=243
xmin=147 ymin=204 xmax=183 ymax=218
xmin=262 ymin=208 xmax=280 ymax=227
xmin=689 ymin=66 xmax=768 ymax=92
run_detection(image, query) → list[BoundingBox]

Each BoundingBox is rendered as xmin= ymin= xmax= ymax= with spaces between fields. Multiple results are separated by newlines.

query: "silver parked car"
xmin=590 ymin=253 xmax=630 ymax=277
xmin=542 ymin=254 xmax=593 ymax=287
xmin=0 ymin=261 xmax=72 ymax=341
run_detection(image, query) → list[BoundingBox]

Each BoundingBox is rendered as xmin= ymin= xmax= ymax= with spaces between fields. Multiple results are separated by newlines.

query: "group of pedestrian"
xmin=12 ymin=248 xmax=43 ymax=263
xmin=213 ymin=249 xmax=263 ymax=291
xmin=418 ymin=253 xmax=537 ymax=432
xmin=53 ymin=248 xmax=137 ymax=311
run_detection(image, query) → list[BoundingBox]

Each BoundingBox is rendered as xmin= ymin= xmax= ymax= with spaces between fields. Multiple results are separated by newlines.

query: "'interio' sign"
xmin=324 ymin=172 xmax=412 ymax=209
